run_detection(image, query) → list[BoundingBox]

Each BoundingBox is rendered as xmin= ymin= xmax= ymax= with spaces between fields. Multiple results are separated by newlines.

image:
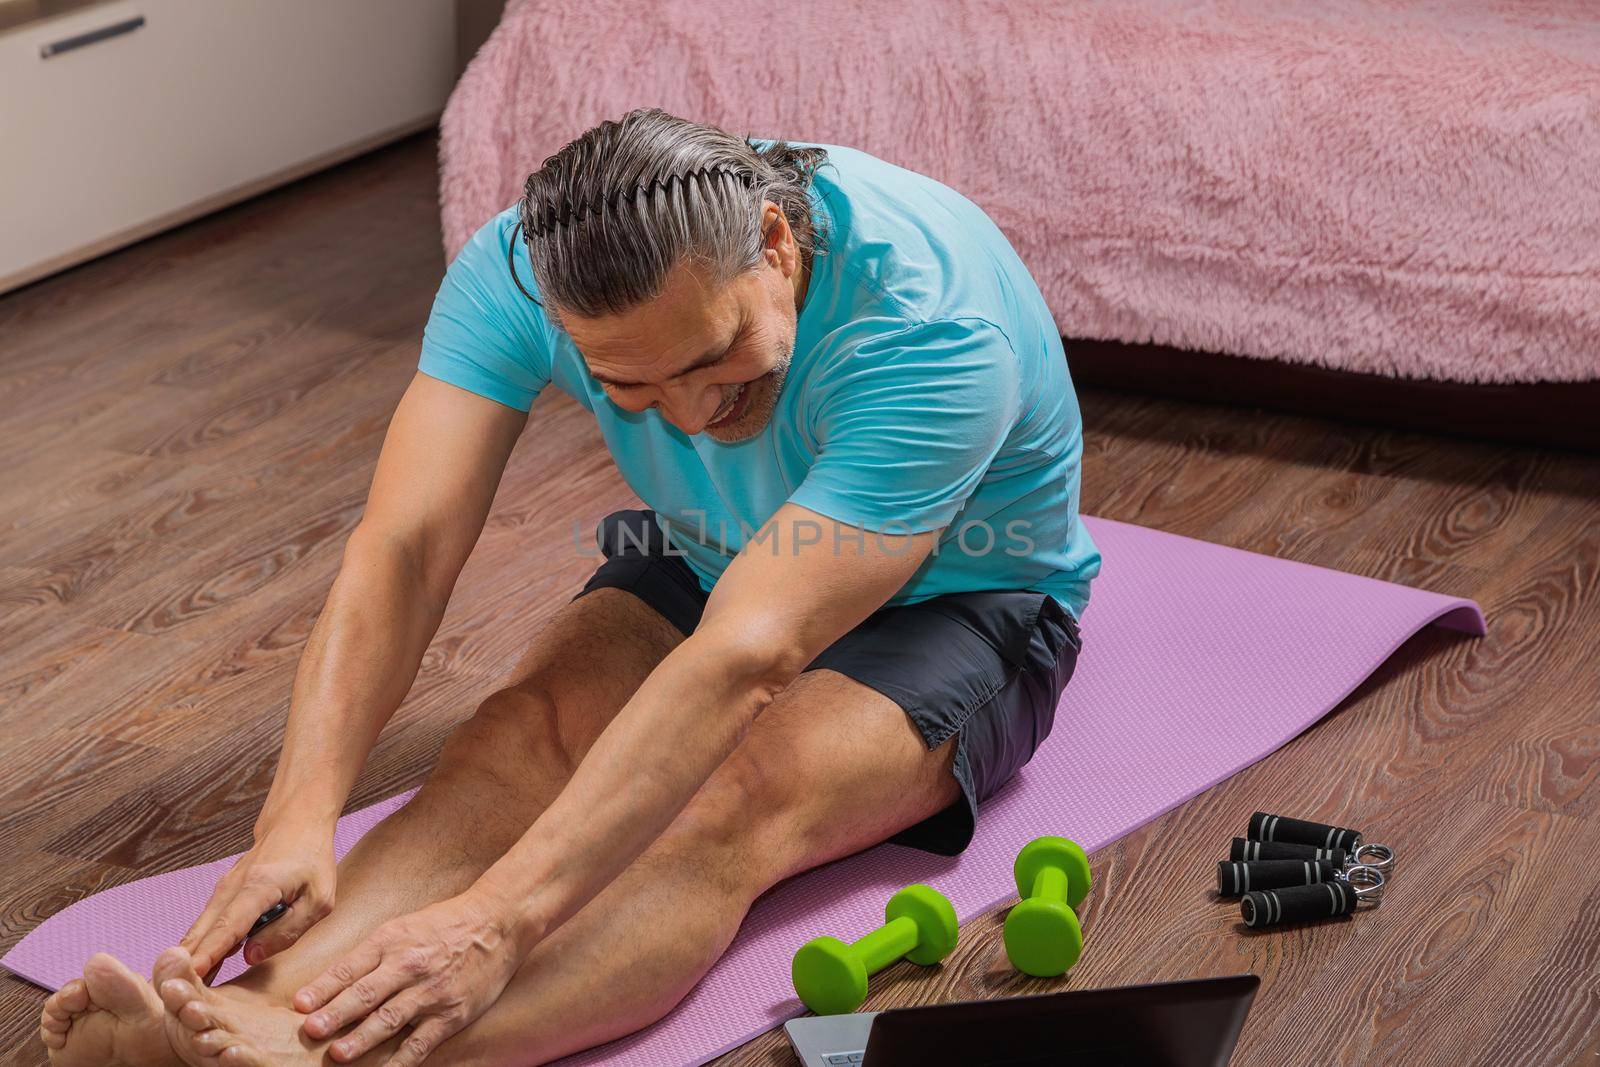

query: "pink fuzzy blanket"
xmin=439 ymin=0 xmax=1600 ymax=384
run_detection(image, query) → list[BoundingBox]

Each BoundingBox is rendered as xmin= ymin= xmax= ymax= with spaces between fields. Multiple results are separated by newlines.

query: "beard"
xmin=704 ymin=333 xmax=794 ymax=443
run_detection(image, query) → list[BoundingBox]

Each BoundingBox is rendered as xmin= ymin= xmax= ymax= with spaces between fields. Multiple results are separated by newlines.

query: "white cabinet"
xmin=0 ymin=0 xmax=455 ymax=292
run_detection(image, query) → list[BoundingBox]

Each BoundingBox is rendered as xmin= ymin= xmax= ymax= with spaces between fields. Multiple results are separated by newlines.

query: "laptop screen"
xmin=861 ymin=974 xmax=1260 ymax=1067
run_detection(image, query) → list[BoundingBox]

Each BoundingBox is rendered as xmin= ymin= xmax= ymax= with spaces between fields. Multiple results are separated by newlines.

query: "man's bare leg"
xmin=154 ymin=664 xmax=962 ymax=1066
xmin=40 ymin=587 xmax=686 ymax=1066
xmin=228 ymin=585 xmax=689 ymax=998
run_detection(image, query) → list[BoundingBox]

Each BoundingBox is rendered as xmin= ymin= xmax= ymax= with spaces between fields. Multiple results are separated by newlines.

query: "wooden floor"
xmin=2 ymin=132 xmax=1596 ymax=1067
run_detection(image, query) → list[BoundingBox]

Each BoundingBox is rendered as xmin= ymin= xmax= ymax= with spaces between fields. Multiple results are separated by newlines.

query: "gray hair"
xmin=511 ymin=107 xmax=832 ymax=330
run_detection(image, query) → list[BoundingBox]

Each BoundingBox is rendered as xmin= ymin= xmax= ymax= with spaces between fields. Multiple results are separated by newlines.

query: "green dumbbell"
xmin=791 ymin=884 xmax=959 ymax=1015
xmin=1003 ymin=836 xmax=1092 ymax=977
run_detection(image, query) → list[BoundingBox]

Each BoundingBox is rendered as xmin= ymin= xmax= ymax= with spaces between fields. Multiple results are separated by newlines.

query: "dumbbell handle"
xmin=851 ymin=915 xmax=921 ymax=973
xmin=1029 ymin=865 xmax=1069 ymax=903
xmin=1241 ymin=880 xmax=1357 ymax=928
xmin=1249 ymin=812 xmax=1361 ymax=853
xmin=1231 ymin=838 xmax=1347 ymax=867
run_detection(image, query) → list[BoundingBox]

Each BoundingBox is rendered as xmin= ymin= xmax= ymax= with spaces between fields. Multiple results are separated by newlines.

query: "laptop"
xmin=784 ymin=973 xmax=1260 ymax=1066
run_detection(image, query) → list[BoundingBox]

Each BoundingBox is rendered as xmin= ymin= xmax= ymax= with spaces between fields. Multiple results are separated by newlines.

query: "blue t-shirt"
xmin=418 ymin=139 xmax=1101 ymax=618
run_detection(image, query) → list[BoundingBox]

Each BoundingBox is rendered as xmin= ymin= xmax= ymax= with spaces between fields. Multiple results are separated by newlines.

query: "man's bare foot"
xmin=38 ymin=952 xmax=180 ymax=1067
xmin=153 ymin=946 xmax=382 ymax=1066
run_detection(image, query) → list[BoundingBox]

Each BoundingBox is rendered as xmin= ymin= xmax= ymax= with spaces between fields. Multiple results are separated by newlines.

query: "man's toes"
xmin=40 ymin=1001 xmax=72 ymax=1033
xmin=83 ymin=953 xmax=160 ymax=1019
xmin=154 ymin=947 xmax=207 ymax=1016
xmin=177 ymin=997 xmax=213 ymax=1033
xmin=157 ymin=978 xmax=198 ymax=1019
xmin=156 ymin=973 xmax=203 ymax=1019
xmin=153 ymin=946 xmax=204 ymax=990
xmin=47 ymin=978 xmax=90 ymax=1019
xmin=39 ymin=1023 xmax=67 ymax=1050
xmin=190 ymin=1028 xmax=237 ymax=1057
xmin=218 ymin=1043 xmax=270 ymax=1067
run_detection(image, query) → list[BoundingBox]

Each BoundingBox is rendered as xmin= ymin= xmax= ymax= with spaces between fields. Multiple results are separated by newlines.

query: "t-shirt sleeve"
xmin=788 ymin=316 xmax=1022 ymax=534
xmin=417 ymin=212 xmax=553 ymax=412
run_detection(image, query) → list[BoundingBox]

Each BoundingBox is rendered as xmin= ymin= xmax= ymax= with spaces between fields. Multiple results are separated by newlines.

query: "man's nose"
xmin=657 ymin=379 xmax=722 ymax=434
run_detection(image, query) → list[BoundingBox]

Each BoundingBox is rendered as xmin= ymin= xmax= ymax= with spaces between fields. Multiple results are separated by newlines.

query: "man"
xmin=40 ymin=107 xmax=1100 ymax=1067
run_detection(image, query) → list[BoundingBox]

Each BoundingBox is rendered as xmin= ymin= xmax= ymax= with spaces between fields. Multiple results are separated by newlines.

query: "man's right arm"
xmin=260 ymin=371 xmax=527 ymax=837
xmin=182 ymin=371 xmax=527 ymax=974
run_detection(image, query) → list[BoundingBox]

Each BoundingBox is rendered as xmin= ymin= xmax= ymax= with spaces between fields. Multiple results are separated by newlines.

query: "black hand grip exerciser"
xmin=200 ymin=903 xmax=289 ymax=987
xmin=1248 ymin=812 xmax=1361 ymax=852
xmin=1241 ymin=880 xmax=1358 ymax=928
xmin=248 ymin=903 xmax=288 ymax=938
xmin=1230 ymin=837 xmax=1348 ymax=866
xmin=1218 ymin=859 xmax=1338 ymax=897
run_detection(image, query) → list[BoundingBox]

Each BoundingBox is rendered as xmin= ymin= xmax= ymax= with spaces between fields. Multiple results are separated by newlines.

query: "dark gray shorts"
xmin=571 ymin=508 xmax=1082 ymax=856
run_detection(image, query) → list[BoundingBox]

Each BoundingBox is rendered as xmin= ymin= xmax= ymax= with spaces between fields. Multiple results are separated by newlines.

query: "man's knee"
xmin=652 ymin=740 xmax=806 ymax=882
xmin=430 ymin=682 xmax=575 ymax=802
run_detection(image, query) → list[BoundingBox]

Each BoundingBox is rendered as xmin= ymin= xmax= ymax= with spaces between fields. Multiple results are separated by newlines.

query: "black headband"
xmin=506 ymin=164 xmax=756 ymax=302
xmin=507 ymin=219 xmax=540 ymax=304
xmin=521 ymin=164 xmax=753 ymax=240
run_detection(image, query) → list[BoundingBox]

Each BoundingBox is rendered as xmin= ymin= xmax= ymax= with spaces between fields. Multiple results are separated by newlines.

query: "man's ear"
xmin=761 ymin=203 xmax=788 ymax=248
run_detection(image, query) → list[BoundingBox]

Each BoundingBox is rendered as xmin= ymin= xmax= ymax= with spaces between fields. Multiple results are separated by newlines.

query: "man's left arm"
xmin=486 ymin=501 xmax=943 ymax=939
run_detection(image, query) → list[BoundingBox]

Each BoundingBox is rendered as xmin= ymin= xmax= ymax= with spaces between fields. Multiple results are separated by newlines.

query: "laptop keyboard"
xmin=822 ymin=1054 xmax=865 ymax=1065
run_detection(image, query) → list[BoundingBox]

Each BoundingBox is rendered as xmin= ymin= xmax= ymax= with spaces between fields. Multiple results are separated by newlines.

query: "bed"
xmin=437 ymin=0 xmax=1600 ymax=446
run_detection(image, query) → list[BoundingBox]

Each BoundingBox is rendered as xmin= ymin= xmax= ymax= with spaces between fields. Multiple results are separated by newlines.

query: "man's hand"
xmin=180 ymin=823 xmax=337 ymax=976
xmin=291 ymin=887 xmax=525 ymax=1065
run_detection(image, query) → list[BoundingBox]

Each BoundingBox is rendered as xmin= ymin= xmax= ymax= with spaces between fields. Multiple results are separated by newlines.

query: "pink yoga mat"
xmin=3 ymin=517 xmax=1484 ymax=1064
